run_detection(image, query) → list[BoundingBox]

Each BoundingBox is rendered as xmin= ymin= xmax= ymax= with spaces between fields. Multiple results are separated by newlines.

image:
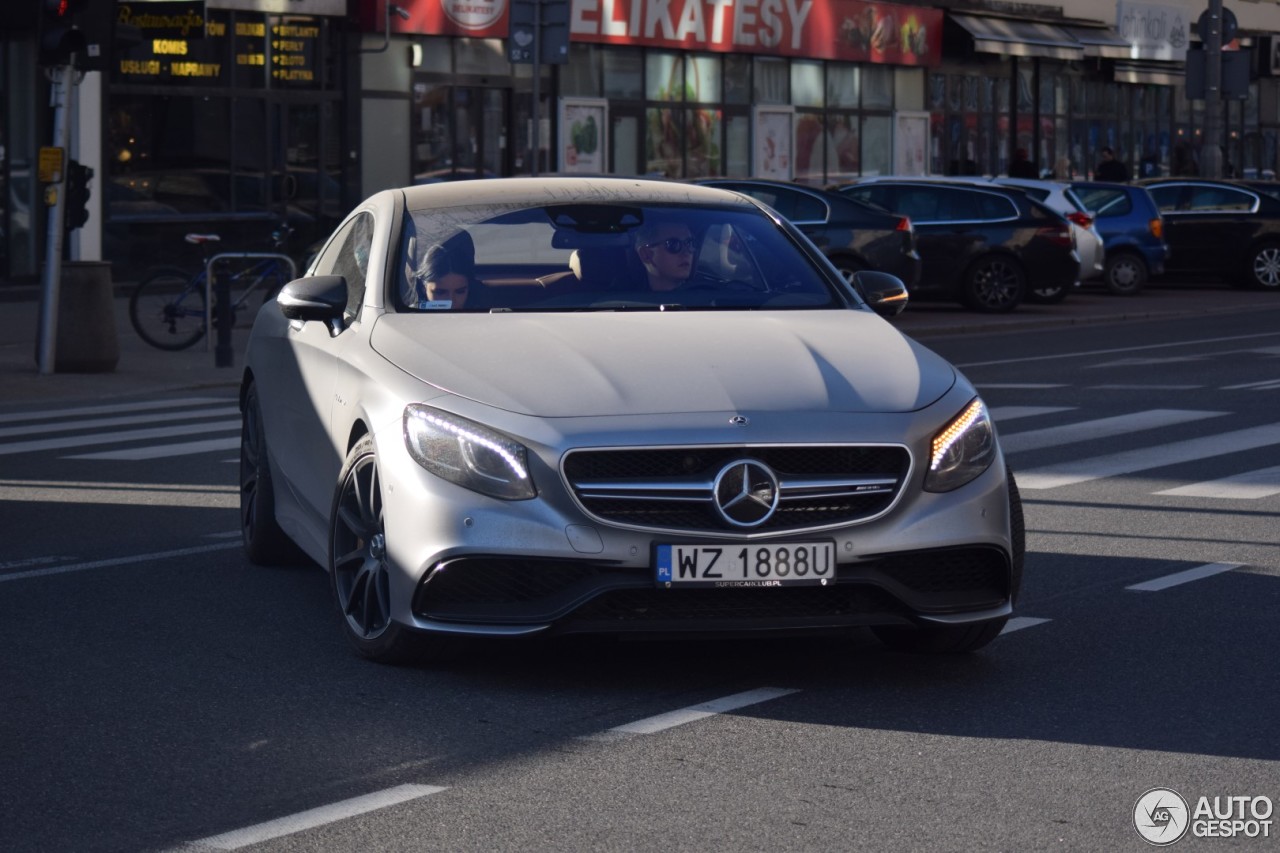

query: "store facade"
xmin=12 ymin=0 xmax=1280 ymax=285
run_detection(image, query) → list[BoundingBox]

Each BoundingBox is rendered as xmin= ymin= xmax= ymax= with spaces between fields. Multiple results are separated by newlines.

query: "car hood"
xmin=370 ymin=310 xmax=955 ymax=418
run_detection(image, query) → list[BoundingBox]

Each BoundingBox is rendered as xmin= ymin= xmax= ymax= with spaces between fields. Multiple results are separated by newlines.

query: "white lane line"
xmin=1224 ymin=379 xmax=1280 ymax=391
xmin=999 ymin=409 xmax=1227 ymax=455
xmin=1126 ymin=562 xmax=1244 ymax=592
xmin=606 ymin=687 xmax=799 ymax=736
xmin=0 ymin=406 xmax=239 ymax=439
xmin=0 ymin=420 xmax=240 ymax=456
xmin=1016 ymin=423 xmax=1280 ymax=490
xmin=1157 ymin=465 xmax=1280 ymax=499
xmin=954 ymin=331 xmax=1280 ymax=370
xmin=988 ymin=405 xmax=1075 ymax=422
xmin=1000 ymin=617 xmax=1051 ymax=634
xmin=0 ymin=542 xmax=241 ymax=583
xmin=0 ymin=480 xmax=236 ymax=508
xmin=67 ymin=437 xmax=241 ymax=461
xmin=1088 ymin=384 xmax=1204 ymax=391
xmin=187 ymin=784 xmax=448 ymax=851
xmin=0 ymin=397 xmax=230 ymax=425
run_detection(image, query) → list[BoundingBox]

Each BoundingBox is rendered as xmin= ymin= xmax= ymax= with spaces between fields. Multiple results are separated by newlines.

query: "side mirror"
xmin=852 ymin=270 xmax=909 ymax=318
xmin=277 ymin=275 xmax=348 ymax=324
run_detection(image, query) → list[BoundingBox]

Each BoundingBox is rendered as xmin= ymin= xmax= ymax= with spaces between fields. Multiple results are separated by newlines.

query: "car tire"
xmin=240 ymin=382 xmax=306 ymax=566
xmin=872 ymin=469 xmax=1024 ymax=654
xmin=1103 ymin=251 xmax=1147 ymax=296
xmin=961 ymin=255 xmax=1025 ymax=313
xmin=329 ymin=435 xmax=458 ymax=665
xmin=1244 ymin=241 xmax=1280 ymax=290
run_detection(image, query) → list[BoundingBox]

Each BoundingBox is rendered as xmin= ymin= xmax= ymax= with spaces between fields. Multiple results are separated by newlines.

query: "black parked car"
xmin=833 ymin=178 xmax=1079 ymax=313
xmin=693 ymin=179 xmax=921 ymax=288
xmin=1137 ymin=178 xmax=1280 ymax=290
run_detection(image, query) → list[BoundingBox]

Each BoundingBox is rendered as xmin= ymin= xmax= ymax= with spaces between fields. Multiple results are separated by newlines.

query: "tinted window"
xmin=791 ymin=192 xmax=827 ymax=222
xmin=1146 ymin=185 xmax=1183 ymax=211
xmin=892 ymin=188 xmax=943 ymax=221
xmin=1187 ymin=186 xmax=1255 ymax=212
xmin=844 ymin=186 xmax=892 ymax=212
xmin=316 ymin=211 xmax=374 ymax=321
xmin=1073 ymin=187 xmax=1132 ymax=218
xmin=976 ymin=192 xmax=1018 ymax=220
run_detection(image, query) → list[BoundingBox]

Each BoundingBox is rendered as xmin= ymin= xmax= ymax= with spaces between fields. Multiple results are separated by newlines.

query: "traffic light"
xmin=38 ymin=0 xmax=89 ymax=67
xmin=64 ymin=159 xmax=93 ymax=231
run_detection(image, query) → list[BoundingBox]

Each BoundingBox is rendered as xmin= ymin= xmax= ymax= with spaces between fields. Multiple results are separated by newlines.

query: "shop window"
xmin=724 ymin=55 xmax=751 ymax=105
xmin=827 ymin=113 xmax=859 ymax=182
xmin=687 ymin=55 xmax=721 ymax=103
xmin=724 ymin=114 xmax=750 ymax=176
xmin=861 ymin=115 xmax=891 ymax=176
xmin=647 ymin=52 xmax=685 ymax=101
xmin=795 ymin=111 xmax=825 ymax=183
xmin=685 ymin=107 xmax=721 ymax=176
xmin=753 ymin=57 xmax=788 ymax=104
xmin=456 ymin=38 xmax=507 ymax=75
xmin=947 ymin=75 xmax=962 ymax=112
xmin=1016 ymin=68 xmax=1033 ymax=113
xmin=563 ymin=44 xmax=603 ymax=97
xmin=107 ymin=95 xmax=232 ymax=219
xmin=647 ymin=107 xmax=683 ymax=176
xmin=604 ymin=49 xmax=643 ymax=99
xmin=863 ymin=66 xmax=893 ymax=109
xmin=415 ymin=36 xmax=451 ymax=73
xmin=792 ymin=61 xmax=823 ymax=108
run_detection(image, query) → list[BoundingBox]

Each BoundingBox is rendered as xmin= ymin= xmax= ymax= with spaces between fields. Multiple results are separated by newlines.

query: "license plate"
xmin=655 ymin=542 xmax=836 ymax=588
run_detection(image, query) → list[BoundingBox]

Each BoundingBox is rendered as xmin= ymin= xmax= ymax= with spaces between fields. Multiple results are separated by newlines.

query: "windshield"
xmin=396 ymin=202 xmax=844 ymax=312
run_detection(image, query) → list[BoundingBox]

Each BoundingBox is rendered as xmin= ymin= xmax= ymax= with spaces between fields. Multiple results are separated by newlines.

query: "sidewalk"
xmin=2 ymin=281 xmax=1278 ymax=410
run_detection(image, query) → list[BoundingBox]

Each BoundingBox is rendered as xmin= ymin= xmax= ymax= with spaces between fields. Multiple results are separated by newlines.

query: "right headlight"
xmin=924 ymin=397 xmax=996 ymax=493
xmin=403 ymin=405 xmax=536 ymax=501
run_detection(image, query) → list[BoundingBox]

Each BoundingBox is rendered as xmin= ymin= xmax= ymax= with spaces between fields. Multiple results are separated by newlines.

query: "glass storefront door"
xmin=272 ymin=99 xmax=342 ymax=252
xmin=413 ymin=84 xmax=510 ymax=179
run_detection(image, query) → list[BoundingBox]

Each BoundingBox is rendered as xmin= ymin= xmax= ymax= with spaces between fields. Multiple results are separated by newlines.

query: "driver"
xmin=635 ymin=220 xmax=697 ymax=292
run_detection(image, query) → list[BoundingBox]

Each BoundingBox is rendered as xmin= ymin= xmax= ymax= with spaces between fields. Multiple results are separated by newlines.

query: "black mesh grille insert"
xmin=567 ymin=585 xmax=902 ymax=624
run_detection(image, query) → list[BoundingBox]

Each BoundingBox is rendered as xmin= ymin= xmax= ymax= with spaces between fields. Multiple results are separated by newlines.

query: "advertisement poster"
xmin=753 ymin=107 xmax=794 ymax=181
xmin=894 ymin=110 xmax=930 ymax=176
xmin=559 ymin=98 xmax=608 ymax=173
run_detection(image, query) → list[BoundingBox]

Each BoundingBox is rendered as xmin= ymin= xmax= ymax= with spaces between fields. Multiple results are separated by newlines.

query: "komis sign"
xmin=388 ymin=0 xmax=942 ymax=63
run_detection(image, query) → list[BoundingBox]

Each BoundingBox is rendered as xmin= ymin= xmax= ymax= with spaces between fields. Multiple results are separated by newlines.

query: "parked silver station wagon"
xmin=239 ymin=177 xmax=1024 ymax=664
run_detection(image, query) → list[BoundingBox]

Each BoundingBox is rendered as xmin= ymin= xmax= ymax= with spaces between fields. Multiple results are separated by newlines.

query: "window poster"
xmin=753 ymin=106 xmax=795 ymax=181
xmin=560 ymin=98 xmax=608 ymax=173
xmin=894 ymin=111 xmax=930 ymax=175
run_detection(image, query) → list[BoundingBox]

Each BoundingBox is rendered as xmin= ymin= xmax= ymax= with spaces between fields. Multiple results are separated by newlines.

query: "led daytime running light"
xmin=412 ymin=409 xmax=529 ymax=483
xmin=931 ymin=399 xmax=985 ymax=470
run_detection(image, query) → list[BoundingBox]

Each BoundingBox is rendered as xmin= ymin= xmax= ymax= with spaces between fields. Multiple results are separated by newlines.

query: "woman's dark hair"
xmin=420 ymin=230 xmax=475 ymax=282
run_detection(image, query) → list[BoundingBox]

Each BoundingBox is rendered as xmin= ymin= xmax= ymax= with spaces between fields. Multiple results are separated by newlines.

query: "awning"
xmin=950 ymin=14 xmax=1085 ymax=61
xmin=1063 ymin=26 xmax=1134 ymax=60
xmin=1113 ymin=61 xmax=1184 ymax=86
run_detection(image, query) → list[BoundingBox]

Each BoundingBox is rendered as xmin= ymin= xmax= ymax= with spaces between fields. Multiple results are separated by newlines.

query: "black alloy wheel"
xmin=962 ymin=255 xmax=1025 ymax=313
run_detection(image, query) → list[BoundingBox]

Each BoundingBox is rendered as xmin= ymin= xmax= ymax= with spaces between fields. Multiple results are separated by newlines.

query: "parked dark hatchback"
xmin=694 ymin=179 xmax=921 ymax=288
xmin=834 ymin=179 xmax=1078 ymax=313
xmin=1137 ymin=178 xmax=1280 ymax=290
xmin=1069 ymin=181 xmax=1168 ymax=296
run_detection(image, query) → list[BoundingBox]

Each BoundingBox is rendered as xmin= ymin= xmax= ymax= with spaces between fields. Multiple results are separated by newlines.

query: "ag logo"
xmin=1134 ymin=787 xmax=1190 ymax=845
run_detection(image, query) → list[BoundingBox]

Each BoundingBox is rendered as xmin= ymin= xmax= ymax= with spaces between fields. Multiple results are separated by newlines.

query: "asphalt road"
xmin=0 ymin=298 xmax=1278 ymax=852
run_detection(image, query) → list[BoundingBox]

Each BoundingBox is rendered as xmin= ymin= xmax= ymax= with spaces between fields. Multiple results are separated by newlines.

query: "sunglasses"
xmin=645 ymin=237 xmax=696 ymax=254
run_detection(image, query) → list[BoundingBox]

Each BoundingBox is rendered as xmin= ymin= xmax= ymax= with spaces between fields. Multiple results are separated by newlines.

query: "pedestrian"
xmin=1094 ymin=147 xmax=1130 ymax=182
xmin=1009 ymin=148 xmax=1037 ymax=178
xmin=1172 ymin=143 xmax=1198 ymax=177
xmin=1054 ymin=156 xmax=1073 ymax=180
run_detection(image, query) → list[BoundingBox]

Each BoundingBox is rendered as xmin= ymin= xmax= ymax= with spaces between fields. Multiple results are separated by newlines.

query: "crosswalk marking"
xmin=999 ymin=409 xmax=1227 ymax=455
xmin=1126 ymin=562 xmax=1244 ymax=592
xmin=0 ymin=406 xmax=238 ymax=440
xmin=1016 ymin=423 xmax=1280 ymax=490
xmin=988 ymin=405 xmax=1075 ymax=422
xmin=0 ymin=420 xmax=240 ymax=457
xmin=977 ymin=383 xmax=1068 ymax=390
xmin=67 ymin=437 xmax=241 ymax=461
xmin=1223 ymin=378 xmax=1280 ymax=390
xmin=1156 ymin=465 xmax=1280 ymax=499
xmin=1088 ymin=384 xmax=1204 ymax=391
xmin=1000 ymin=617 xmax=1051 ymax=634
xmin=0 ymin=397 xmax=231 ymax=425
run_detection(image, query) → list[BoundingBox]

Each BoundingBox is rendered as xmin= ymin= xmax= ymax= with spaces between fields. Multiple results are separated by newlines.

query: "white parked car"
xmin=988 ymin=177 xmax=1106 ymax=283
xmin=240 ymin=177 xmax=1025 ymax=664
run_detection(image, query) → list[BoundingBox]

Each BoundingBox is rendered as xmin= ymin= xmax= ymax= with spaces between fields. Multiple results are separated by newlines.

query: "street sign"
xmin=38 ymin=146 xmax=65 ymax=183
xmin=507 ymin=0 xmax=570 ymax=65
xmin=1196 ymin=6 xmax=1238 ymax=44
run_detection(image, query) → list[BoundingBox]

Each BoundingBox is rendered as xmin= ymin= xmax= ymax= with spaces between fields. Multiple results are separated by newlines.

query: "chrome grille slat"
xmin=562 ymin=444 xmax=912 ymax=535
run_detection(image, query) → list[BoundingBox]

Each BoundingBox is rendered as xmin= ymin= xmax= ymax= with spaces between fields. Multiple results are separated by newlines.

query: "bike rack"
xmin=204 ymin=252 xmax=298 ymax=353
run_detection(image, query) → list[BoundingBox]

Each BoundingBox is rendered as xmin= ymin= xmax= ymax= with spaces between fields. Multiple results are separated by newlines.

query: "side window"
xmin=1188 ymin=186 xmax=1254 ymax=212
xmin=752 ymin=187 xmax=796 ymax=219
xmin=1147 ymin=185 xmax=1182 ymax=211
xmin=790 ymin=192 xmax=827 ymax=223
xmin=1079 ymin=189 xmax=1131 ymax=218
xmin=979 ymin=194 xmax=1018 ymax=220
xmin=938 ymin=188 xmax=981 ymax=221
xmin=844 ymin=185 xmax=888 ymax=211
xmin=317 ymin=212 xmax=374 ymax=320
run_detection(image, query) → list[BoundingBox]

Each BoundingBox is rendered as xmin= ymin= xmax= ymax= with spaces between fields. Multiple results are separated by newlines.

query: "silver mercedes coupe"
xmin=239 ymin=177 xmax=1024 ymax=664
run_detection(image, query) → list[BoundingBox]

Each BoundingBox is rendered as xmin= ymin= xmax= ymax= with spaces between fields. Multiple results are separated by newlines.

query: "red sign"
xmin=387 ymin=0 xmax=942 ymax=64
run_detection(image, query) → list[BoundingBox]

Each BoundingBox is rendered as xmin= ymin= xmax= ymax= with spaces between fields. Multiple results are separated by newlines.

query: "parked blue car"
xmin=1069 ymin=181 xmax=1168 ymax=295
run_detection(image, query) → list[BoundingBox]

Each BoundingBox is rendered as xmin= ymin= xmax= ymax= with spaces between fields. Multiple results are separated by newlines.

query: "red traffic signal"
xmin=38 ymin=0 xmax=91 ymax=67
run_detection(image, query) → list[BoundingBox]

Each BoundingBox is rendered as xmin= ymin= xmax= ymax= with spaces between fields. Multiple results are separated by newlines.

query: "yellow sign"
xmin=39 ymin=147 xmax=66 ymax=183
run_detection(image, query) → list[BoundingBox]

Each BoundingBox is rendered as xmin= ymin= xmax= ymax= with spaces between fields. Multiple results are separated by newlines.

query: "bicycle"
xmin=129 ymin=223 xmax=297 ymax=351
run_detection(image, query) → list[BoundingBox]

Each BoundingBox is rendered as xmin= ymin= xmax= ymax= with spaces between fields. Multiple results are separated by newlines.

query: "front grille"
xmin=563 ymin=445 xmax=911 ymax=534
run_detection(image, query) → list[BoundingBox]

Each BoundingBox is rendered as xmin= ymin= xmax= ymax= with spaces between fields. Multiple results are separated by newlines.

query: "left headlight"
xmin=924 ymin=397 xmax=997 ymax=493
xmin=403 ymin=404 xmax=536 ymax=500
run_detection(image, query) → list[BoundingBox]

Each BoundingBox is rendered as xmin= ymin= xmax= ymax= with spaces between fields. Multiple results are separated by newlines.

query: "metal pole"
xmin=531 ymin=0 xmax=541 ymax=177
xmin=1201 ymin=0 xmax=1224 ymax=179
xmin=37 ymin=63 xmax=73 ymax=375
